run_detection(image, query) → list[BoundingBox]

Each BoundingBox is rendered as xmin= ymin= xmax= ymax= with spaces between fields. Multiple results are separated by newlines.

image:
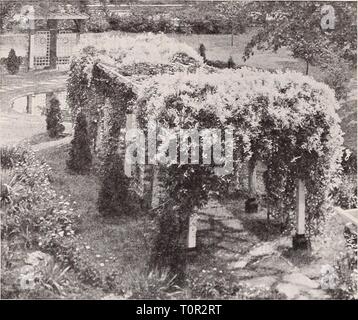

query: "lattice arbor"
xmin=67 ymin=34 xmax=344 ymax=273
xmin=25 ymin=6 xmax=88 ymax=70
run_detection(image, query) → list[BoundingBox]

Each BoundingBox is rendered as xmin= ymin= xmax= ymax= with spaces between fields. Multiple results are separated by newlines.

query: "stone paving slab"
xmin=282 ymin=273 xmax=320 ymax=289
xmin=199 ymin=201 xmax=331 ymax=300
xmin=220 ymin=219 xmax=243 ymax=231
xmin=242 ymin=276 xmax=278 ymax=289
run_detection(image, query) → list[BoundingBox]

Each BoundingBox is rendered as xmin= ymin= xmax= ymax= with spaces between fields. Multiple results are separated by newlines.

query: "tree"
xmin=6 ymin=49 xmax=21 ymax=74
xmin=67 ymin=112 xmax=92 ymax=174
xmin=243 ymin=1 xmax=357 ymax=75
xmin=46 ymin=96 xmax=65 ymax=138
xmin=217 ymin=1 xmax=248 ymax=46
xmin=0 ymin=2 xmax=17 ymax=32
xmin=321 ymin=52 xmax=352 ymax=100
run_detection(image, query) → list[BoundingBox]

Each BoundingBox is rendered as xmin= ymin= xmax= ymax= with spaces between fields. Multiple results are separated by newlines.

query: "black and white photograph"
xmin=0 ymin=0 xmax=357 ymax=303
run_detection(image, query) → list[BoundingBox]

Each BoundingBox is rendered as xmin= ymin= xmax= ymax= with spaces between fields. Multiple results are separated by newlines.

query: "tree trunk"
xmin=231 ymin=20 xmax=234 ymax=46
xmin=305 ymin=60 xmax=309 ymax=75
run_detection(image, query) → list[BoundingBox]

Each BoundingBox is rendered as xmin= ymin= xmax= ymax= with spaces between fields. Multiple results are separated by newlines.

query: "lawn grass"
xmin=35 ymin=144 xmax=251 ymax=298
xmin=36 ymin=144 xmax=157 ymax=296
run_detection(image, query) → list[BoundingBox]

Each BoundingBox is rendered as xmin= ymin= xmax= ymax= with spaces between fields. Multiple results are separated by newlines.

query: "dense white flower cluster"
xmin=134 ymin=66 xmax=344 ymax=228
xmin=138 ymin=67 xmax=340 ymax=126
xmin=68 ymin=35 xmax=344 ymax=231
xmin=137 ymin=67 xmax=343 ymax=162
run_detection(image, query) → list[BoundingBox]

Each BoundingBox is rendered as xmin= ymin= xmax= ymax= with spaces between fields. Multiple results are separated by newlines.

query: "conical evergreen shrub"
xmin=97 ymin=152 xmax=131 ymax=216
xmin=46 ymin=96 xmax=65 ymax=138
xmin=6 ymin=49 xmax=21 ymax=75
xmin=199 ymin=43 xmax=206 ymax=62
xmin=67 ymin=112 xmax=92 ymax=174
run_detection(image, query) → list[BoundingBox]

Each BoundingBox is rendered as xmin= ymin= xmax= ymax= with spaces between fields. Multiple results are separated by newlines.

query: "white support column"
xmin=126 ymin=113 xmax=137 ymax=131
xmin=293 ymin=179 xmax=310 ymax=250
xmin=248 ymin=160 xmax=257 ymax=196
xmin=296 ymin=179 xmax=306 ymax=235
xmin=187 ymin=214 xmax=198 ymax=249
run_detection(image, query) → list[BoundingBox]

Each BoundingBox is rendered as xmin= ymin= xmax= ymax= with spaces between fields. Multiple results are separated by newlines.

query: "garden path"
xmin=32 ymin=136 xmax=72 ymax=152
xmin=196 ymin=200 xmax=330 ymax=300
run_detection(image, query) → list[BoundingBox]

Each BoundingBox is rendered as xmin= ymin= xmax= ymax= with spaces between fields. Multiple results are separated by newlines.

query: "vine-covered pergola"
xmin=67 ymin=34 xmax=344 ymax=273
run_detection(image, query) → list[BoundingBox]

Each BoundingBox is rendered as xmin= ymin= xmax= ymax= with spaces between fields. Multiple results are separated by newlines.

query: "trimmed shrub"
xmin=67 ymin=112 xmax=92 ymax=174
xmin=97 ymin=152 xmax=131 ymax=216
xmin=6 ymin=49 xmax=21 ymax=75
xmin=321 ymin=54 xmax=352 ymax=101
xmin=46 ymin=96 xmax=65 ymax=138
xmin=85 ymin=11 xmax=110 ymax=32
xmin=198 ymin=43 xmax=206 ymax=62
xmin=206 ymin=59 xmax=229 ymax=69
xmin=227 ymin=56 xmax=235 ymax=69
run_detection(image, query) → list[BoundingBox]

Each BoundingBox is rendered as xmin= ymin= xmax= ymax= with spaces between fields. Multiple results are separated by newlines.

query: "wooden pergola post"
xmin=187 ymin=214 xmax=198 ymax=250
xmin=292 ymin=179 xmax=310 ymax=250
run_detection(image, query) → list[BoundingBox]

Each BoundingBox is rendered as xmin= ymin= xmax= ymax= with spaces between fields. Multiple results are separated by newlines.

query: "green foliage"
xmin=0 ymin=149 xmax=79 ymax=250
xmin=68 ymin=34 xmax=202 ymax=218
xmin=189 ymin=267 xmax=283 ymax=299
xmin=216 ymin=1 xmax=248 ymax=35
xmin=125 ymin=268 xmax=181 ymax=299
xmin=67 ymin=112 xmax=92 ymax=174
xmin=320 ymin=53 xmax=353 ymax=101
xmin=244 ymin=2 xmax=357 ymax=73
xmin=341 ymin=149 xmax=357 ymax=175
xmin=97 ymin=152 xmax=131 ymax=216
xmin=86 ymin=10 xmax=110 ymax=32
xmin=321 ymin=252 xmax=358 ymax=300
xmin=46 ymin=96 xmax=65 ymax=138
xmin=6 ymin=48 xmax=21 ymax=75
xmin=332 ymin=149 xmax=357 ymax=210
xmin=0 ymin=146 xmax=105 ymax=295
xmin=137 ymin=67 xmax=344 ymax=236
xmin=0 ymin=145 xmax=28 ymax=170
xmin=69 ymin=34 xmax=344 ymax=280
xmin=85 ymin=5 xmax=247 ymax=34
xmin=0 ymin=3 xmax=16 ymax=32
